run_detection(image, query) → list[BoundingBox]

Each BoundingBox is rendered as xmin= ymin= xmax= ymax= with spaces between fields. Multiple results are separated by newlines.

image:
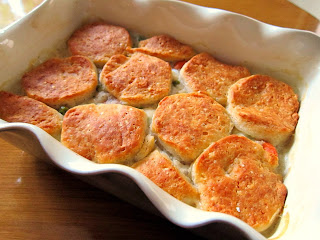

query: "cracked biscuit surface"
xmin=152 ymin=92 xmax=233 ymax=163
xmin=127 ymin=34 xmax=195 ymax=62
xmin=192 ymin=135 xmax=287 ymax=232
xmin=227 ymin=74 xmax=299 ymax=146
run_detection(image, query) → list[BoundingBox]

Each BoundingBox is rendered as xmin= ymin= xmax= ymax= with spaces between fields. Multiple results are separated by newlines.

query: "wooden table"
xmin=0 ymin=1 xmax=319 ymax=239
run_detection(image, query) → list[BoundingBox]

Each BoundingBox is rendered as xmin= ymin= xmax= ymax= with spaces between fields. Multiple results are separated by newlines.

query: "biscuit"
xmin=227 ymin=74 xmax=299 ymax=146
xmin=127 ymin=34 xmax=195 ymax=62
xmin=152 ymin=92 xmax=233 ymax=163
xmin=0 ymin=91 xmax=62 ymax=137
xmin=68 ymin=22 xmax=132 ymax=67
xmin=192 ymin=135 xmax=287 ymax=232
xmin=180 ymin=52 xmax=250 ymax=105
xmin=100 ymin=53 xmax=172 ymax=107
xmin=22 ymin=56 xmax=98 ymax=109
xmin=61 ymin=104 xmax=150 ymax=164
xmin=132 ymin=150 xmax=199 ymax=207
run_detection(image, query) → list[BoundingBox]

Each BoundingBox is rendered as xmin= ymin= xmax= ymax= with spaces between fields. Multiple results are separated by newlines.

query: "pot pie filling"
xmin=0 ymin=22 xmax=300 ymax=233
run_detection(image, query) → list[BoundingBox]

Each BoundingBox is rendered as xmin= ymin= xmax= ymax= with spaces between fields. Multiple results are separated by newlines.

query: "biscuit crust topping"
xmin=100 ymin=53 xmax=172 ymax=106
xmin=152 ymin=92 xmax=233 ymax=163
xmin=192 ymin=135 xmax=287 ymax=231
xmin=22 ymin=56 xmax=98 ymax=109
xmin=128 ymin=34 xmax=195 ymax=62
xmin=227 ymin=74 xmax=299 ymax=146
xmin=0 ymin=21 xmax=299 ymax=232
xmin=61 ymin=104 xmax=147 ymax=164
xmin=133 ymin=150 xmax=199 ymax=206
xmin=68 ymin=22 xmax=132 ymax=67
xmin=0 ymin=91 xmax=62 ymax=137
xmin=180 ymin=52 xmax=250 ymax=105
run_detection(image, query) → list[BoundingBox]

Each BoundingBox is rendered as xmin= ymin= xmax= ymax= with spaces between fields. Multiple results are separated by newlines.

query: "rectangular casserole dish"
xmin=1 ymin=0 xmax=320 ymax=239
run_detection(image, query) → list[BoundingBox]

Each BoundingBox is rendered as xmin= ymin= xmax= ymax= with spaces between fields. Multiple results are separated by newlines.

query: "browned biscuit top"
xmin=152 ymin=92 xmax=233 ymax=163
xmin=100 ymin=53 xmax=172 ymax=106
xmin=0 ymin=91 xmax=62 ymax=137
xmin=100 ymin=54 xmax=129 ymax=74
xmin=227 ymin=74 xmax=299 ymax=145
xmin=61 ymin=104 xmax=147 ymax=164
xmin=22 ymin=55 xmax=98 ymax=109
xmin=132 ymin=150 xmax=199 ymax=206
xmin=68 ymin=22 xmax=132 ymax=66
xmin=180 ymin=52 xmax=250 ymax=105
xmin=192 ymin=135 xmax=287 ymax=232
xmin=127 ymin=34 xmax=195 ymax=62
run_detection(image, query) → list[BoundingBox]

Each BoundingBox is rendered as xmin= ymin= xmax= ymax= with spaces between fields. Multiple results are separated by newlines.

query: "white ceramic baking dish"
xmin=1 ymin=0 xmax=320 ymax=239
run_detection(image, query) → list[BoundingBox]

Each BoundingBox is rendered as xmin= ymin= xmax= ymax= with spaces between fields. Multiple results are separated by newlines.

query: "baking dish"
xmin=1 ymin=0 xmax=320 ymax=239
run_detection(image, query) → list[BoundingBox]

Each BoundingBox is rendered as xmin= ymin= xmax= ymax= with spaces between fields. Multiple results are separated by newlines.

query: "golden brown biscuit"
xmin=100 ymin=53 xmax=172 ymax=107
xmin=68 ymin=22 xmax=132 ymax=67
xmin=227 ymin=74 xmax=299 ymax=146
xmin=152 ymin=92 xmax=233 ymax=163
xmin=180 ymin=52 xmax=250 ymax=105
xmin=127 ymin=34 xmax=195 ymax=62
xmin=0 ymin=91 xmax=62 ymax=137
xmin=192 ymin=135 xmax=287 ymax=232
xmin=61 ymin=104 xmax=150 ymax=164
xmin=22 ymin=55 xmax=98 ymax=109
xmin=132 ymin=150 xmax=199 ymax=207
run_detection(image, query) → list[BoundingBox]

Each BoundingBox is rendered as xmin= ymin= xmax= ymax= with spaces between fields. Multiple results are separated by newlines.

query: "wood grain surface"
xmin=0 ymin=1 xmax=319 ymax=240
